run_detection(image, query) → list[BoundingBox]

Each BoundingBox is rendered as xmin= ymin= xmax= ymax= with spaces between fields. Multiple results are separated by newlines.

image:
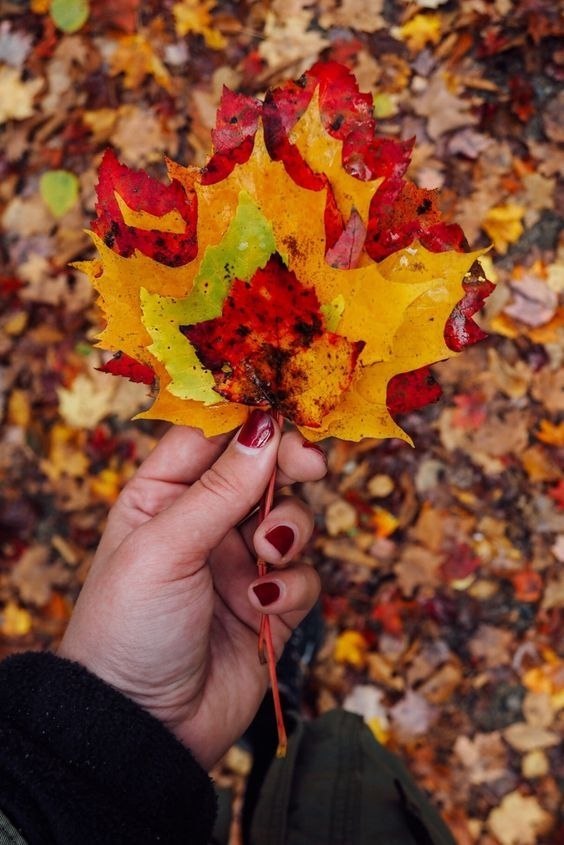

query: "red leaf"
xmin=444 ymin=267 xmax=495 ymax=352
xmin=211 ymin=88 xmax=262 ymax=153
xmin=201 ymin=136 xmax=256 ymax=185
xmin=183 ymin=255 xmax=364 ymax=427
xmin=548 ymin=480 xmax=564 ymax=510
xmin=509 ymin=75 xmax=535 ymax=123
xmin=440 ymin=544 xmax=481 ymax=584
xmin=97 ymin=352 xmax=155 ymax=385
xmin=419 ymin=222 xmax=468 ymax=253
xmin=511 ymin=569 xmax=543 ymax=603
xmin=325 ymin=209 xmax=366 ymax=269
xmin=263 ymin=61 xmax=411 ymax=187
xmin=92 ymin=149 xmax=197 ymax=267
xmin=451 ymin=392 xmax=487 ymax=430
xmin=0 ymin=276 xmax=23 ymax=307
xmin=200 ymin=88 xmax=262 ymax=184
xmin=89 ymin=0 xmax=141 ymax=33
xmin=387 ymin=366 xmax=442 ymax=417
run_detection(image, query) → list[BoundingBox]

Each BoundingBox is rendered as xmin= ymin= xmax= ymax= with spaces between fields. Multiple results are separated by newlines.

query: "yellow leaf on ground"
xmin=109 ymin=34 xmax=172 ymax=92
xmin=57 ymin=365 xmax=149 ymax=429
xmin=482 ymin=204 xmax=525 ymax=254
xmin=172 ymin=0 xmax=226 ymax=49
xmin=333 ymin=630 xmax=368 ymax=668
xmin=1 ymin=602 xmax=32 ymax=637
xmin=372 ymin=507 xmax=399 ymax=538
xmin=397 ymin=13 xmax=442 ymax=53
xmin=7 ymin=389 xmax=31 ymax=427
xmin=487 ymin=791 xmax=552 ymax=845
xmin=536 ymin=419 xmax=564 ymax=446
xmin=0 ymin=66 xmax=43 ymax=125
xmin=89 ymin=468 xmax=122 ymax=503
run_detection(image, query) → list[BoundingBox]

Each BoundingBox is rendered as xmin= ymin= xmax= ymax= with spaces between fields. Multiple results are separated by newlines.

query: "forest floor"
xmin=0 ymin=1 xmax=563 ymax=843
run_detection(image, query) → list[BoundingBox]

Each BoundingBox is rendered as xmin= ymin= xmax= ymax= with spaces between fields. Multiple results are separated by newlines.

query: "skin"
xmin=59 ymin=417 xmax=326 ymax=770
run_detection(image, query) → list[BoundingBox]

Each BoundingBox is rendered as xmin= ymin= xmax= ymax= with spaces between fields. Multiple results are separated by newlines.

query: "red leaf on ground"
xmin=451 ymin=392 xmax=488 ymax=430
xmin=548 ymin=480 xmax=564 ymax=510
xmin=511 ymin=569 xmax=543 ymax=602
xmin=89 ymin=0 xmax=141 ymax=33
xmin=441 ymin=544 xmax=481 ymax=584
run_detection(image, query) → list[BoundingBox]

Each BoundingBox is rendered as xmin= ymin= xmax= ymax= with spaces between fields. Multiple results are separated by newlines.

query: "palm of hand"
xmin=60 ymin=423 xmax=324 ymax=770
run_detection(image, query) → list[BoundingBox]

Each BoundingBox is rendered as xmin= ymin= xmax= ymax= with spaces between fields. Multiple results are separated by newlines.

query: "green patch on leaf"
xmin=50 ymin=0 xmax=90 ymax=33
xmin=189 ymin=190 xmax=277 ymax=322
xmin=140 ymin=288 xmax=218 ymax=404
xmin=321 ymin=294 xmax=345 ymax=331
xmin=40 ymin=170 xmax=79 ymax=218
xmin=140 ymin=192 xmax=278 ymax=403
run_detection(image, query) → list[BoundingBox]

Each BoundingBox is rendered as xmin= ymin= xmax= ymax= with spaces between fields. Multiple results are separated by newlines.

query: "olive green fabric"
xmin=249 ymin=709 xmax=456 ymax=845
xmin=0 ymin=810 xmax=28 ymax=845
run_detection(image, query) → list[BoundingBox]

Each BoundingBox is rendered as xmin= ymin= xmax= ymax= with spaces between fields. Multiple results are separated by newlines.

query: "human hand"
xmin=58 ymin=411 xmax=326 ymax=770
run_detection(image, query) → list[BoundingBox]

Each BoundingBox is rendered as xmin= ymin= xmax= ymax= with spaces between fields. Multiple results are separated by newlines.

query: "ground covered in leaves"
xmin=0 ymin=1 xmax=563 ymax=843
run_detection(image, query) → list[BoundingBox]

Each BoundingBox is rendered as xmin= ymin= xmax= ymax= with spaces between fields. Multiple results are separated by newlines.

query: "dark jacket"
xmin=0 ymin=652 xmax=216 ymax=844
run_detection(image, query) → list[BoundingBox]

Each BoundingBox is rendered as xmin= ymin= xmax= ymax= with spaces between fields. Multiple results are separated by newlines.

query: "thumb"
xmin=134 ymin=410 xmax=280 ymax=568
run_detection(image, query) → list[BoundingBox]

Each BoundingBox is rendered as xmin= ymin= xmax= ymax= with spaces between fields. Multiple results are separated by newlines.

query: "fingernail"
xmin=302 ymin=441 xmax=327 ymax=463
xmin=264 ymin=524 xmax=295 ymax=557
xmin=253 ymin=581 xmax=281 ymax=606
xmin=237 ymin=410 xmax=275 ymax=449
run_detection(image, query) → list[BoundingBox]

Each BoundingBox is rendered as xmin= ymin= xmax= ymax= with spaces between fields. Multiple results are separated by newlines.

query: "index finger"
xmin=135 ymin=425 xmax=231 ymax=485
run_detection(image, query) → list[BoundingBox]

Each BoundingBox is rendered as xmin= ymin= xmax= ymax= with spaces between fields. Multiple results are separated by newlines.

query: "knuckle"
xmin=196 ymin=463 xmax=249 ymax=507
xmin=118 ymin=477 xmax=155 ymax=515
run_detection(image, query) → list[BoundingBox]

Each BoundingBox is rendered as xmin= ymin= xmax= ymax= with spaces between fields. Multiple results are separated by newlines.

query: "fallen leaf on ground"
xmin=487 ymin=791 xmax=552 ymax=845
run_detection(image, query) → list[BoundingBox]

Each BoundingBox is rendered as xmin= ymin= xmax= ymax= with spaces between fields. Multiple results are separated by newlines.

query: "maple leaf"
xmin=91 ymin=149 xmax=197 ymax=267
xmin=172 ymin=0 xmax=226 ymax=50
xmin=396 ymin=13 xmax=442 ymax=53
xmin=0 ymin=66 xmax=43 ymax=124
xmin=108 ymin=33 xmax=173 ymax=93
xmin=98 ymin=352 xmax=155 ymax=385
xmin=482 ymin=203 xmax=525 ymax=254
xmin=84 ymin=62 xmax=492 ymax=443
xmin=183 ymin=255 xmax=365 ymax=427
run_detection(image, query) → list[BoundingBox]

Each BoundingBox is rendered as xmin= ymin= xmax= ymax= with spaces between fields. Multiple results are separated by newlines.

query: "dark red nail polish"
xmin=265 ymin=525 xmax=295 ymax=556
xmin=237 ymin=410 xmax=275 ymax=449
xmin=302 ymin=441 xmax=327 ymax=463
xmin=253 ymin=581 xmax=281 ymax=606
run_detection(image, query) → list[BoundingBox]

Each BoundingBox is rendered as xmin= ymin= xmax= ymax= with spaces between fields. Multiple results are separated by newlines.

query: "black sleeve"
xmin=0 ymin=652 xmax=217 ymax=844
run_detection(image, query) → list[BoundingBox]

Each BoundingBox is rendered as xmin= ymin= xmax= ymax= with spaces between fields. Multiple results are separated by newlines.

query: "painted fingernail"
xmin=253 ymin=581 xmax=281 ymax=606
xmin=302 ymin=441 xmax=327 ymax=463
xmin=264 ymin=524 xmax=295 ymax=556
xmin=237 ymin=410 xmax=275 ymax=449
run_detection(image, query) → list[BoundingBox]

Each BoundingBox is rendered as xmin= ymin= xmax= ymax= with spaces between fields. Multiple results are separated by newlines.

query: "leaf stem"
xmin=256 ymin=410 xmax=287 ymax=757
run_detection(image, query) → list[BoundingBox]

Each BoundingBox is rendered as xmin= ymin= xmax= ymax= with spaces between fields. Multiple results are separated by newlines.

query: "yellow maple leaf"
xmin=0 ymin=66 xmax=43 ymax=125
xmin=333 ymin=630 xmax=368 ymax=668
xmin=85 ymin=118 xmax=482 ymax=441
xmin=482 ymin=203 xmax=525 ymax=254
xmin=109 ymin=34 xmax=173 ymax=93
xmin=1 ymin=601 xmax=32 ymax=637
xmin=536 ymin=419 xmax=564 ymax=447
xmin=397 ymin=13 xmax=442 ymax=53
xmin=172 ymin=0 xmax=226 ymax=50
xmin=84 ymin=67 xmax=489 ymax=443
